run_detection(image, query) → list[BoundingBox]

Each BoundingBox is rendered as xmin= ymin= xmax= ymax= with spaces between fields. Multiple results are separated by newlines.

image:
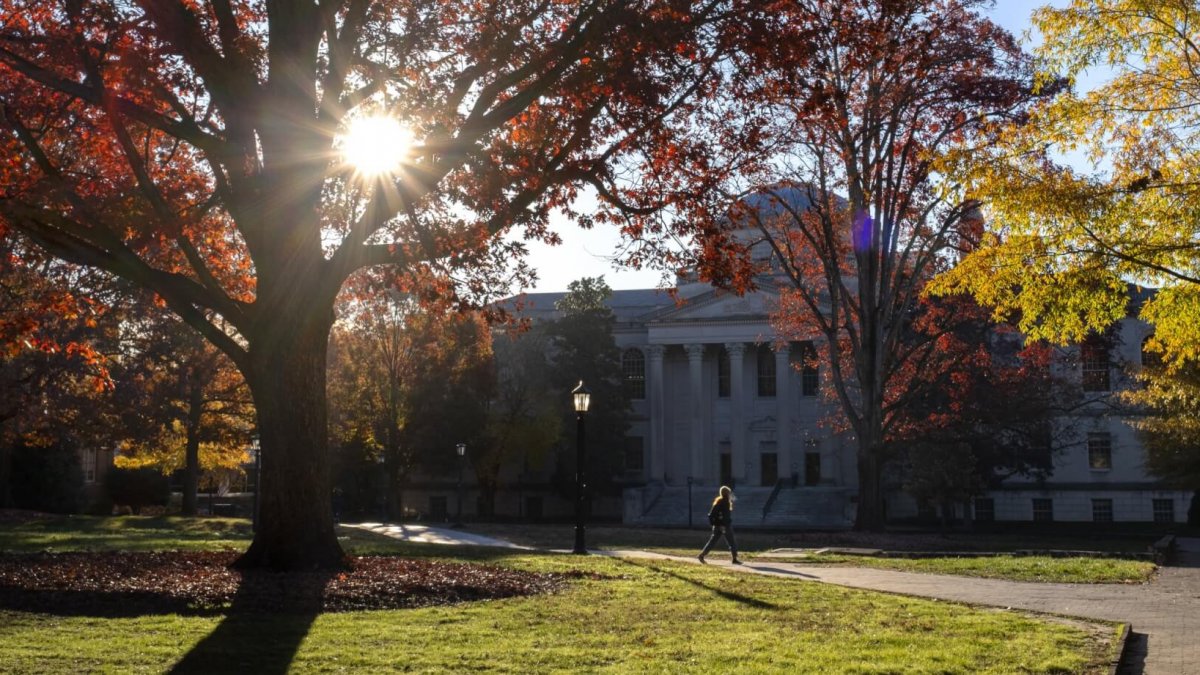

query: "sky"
xmin=520 ymin=0 xmax=1079 ymax=294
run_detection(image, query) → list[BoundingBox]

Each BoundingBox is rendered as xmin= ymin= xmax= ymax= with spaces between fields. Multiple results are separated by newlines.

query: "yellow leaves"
xmin=1140 ymin=287 xmax=1200 ymax=367
xmin=116 ymin=420 xmax=249 ymax=475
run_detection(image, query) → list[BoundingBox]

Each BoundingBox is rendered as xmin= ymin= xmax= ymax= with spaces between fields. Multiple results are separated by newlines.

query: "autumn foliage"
xmin=0 ymin=0 xmax=740 ymax=569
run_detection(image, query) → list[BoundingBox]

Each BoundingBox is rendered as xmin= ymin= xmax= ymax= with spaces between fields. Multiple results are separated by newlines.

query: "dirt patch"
xmin=0 ymin=551 xmax=571 ymax=615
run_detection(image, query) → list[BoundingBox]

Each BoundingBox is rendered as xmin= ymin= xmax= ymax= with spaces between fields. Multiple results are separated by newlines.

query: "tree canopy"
xmin=671 ymin=0 xmax=1050 ymax=529
xmin=0 ymin=0 xmax=738 ymax=569
xmin=933 ymin=0 xmax=1200 ymax=365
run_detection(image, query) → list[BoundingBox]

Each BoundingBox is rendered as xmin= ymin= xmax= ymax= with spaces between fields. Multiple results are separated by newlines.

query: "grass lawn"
xmin=0 ymin=516 xmax=1121 ymax=673
xmin=461 ymin=523 xmax=1157 ymax=583
xmin=750 ymin=553 xmax=1157 ymax=584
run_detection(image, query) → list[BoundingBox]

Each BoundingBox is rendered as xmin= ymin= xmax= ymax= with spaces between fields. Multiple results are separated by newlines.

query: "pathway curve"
xmin=347 ymin=523 xmax=1199 ymax=675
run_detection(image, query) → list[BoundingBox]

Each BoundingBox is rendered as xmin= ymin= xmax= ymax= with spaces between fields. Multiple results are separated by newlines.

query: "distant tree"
xmin=112 ymin=308 xmax=254 ymax=515
xmin=484 ymin=326 xmax=562 ymax=513
xmin=547 ymin=277 xmax=630 ymax=496
xmin=328 ymin=280 xmax=492 ymax=519
xmin=892 ymin=296 xmax=1076 ymax=528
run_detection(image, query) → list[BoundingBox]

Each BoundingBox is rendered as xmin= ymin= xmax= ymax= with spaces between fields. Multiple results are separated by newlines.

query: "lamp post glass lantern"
xmin=455 ymin=443 xmax=466 ymax=527
xmin=571 ymin=380 xmax=591 ymax=554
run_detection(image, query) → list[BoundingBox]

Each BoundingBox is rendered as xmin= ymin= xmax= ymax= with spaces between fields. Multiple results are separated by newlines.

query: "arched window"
xmin=622 ymin=348 xmax=645 ymax=399
xmin=1080 ymin=334 xmax=1110 ymax=392
xmin=757 ymin=345 xmax=776 ymax=397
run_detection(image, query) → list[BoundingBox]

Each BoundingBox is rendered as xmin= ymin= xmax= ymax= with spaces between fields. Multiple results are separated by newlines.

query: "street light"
xmin=250 ymin=435 xmax=261 ymax=532
xmin=571 ymin=380 xmax=591 ymax=554
xmin=455 ymin=443 xmax=466 ymax=527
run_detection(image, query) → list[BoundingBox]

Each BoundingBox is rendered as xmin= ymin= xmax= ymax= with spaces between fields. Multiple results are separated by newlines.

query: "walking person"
xmin=698 ymin=485 xmax=741 ymax=564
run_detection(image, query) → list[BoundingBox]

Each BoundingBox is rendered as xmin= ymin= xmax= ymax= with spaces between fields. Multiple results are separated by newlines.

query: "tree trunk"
xmin=181 ymin=374 xmax=203 ymax=516
xmin=234 ymin=311 xmax=345 ymax=571
xmin=854 ymin=452 xmax=885 ymax=531
xmin=0 ymin=440 xmax=11 ymax=508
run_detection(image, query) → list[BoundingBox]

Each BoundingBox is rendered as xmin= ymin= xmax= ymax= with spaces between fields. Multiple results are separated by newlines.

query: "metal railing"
xmin=761 ymin=479 xmax=786 ymax=522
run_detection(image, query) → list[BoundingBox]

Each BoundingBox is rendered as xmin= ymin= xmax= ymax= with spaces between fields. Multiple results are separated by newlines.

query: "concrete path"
xmin=349 ymin=523 xmax=1200 ymax=675
xmin=344 ymin=522 xmax=535 ymax=549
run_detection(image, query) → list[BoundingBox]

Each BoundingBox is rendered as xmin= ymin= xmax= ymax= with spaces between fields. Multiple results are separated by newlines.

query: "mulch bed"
xmin=0 ymin=551 xmax=576 ymax=616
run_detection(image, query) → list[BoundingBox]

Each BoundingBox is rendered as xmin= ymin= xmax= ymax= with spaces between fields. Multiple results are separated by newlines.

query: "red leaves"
xmin=0 ymin=551 xmax=573 ymax=615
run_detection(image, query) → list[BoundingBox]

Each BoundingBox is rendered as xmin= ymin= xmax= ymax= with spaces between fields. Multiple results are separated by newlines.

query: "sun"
xmin=339 ymin=115 xmax=414 ymax=177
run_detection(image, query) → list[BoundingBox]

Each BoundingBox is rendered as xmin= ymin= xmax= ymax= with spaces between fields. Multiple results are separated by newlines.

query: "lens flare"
xmin=339 ymin=116 xmax=413 ymax=177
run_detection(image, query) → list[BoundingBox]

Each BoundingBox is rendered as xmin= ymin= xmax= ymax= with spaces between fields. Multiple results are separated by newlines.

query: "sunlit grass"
xmin=751 ymin=553 xmax=1157 ymax=584
xmin=0 ymin=547 xmax=1117 ymax=673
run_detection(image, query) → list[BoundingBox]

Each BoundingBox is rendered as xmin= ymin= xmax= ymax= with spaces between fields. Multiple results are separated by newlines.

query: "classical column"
xmin=646 ymin=345 xmax=667 ymax=483
xmin=685 ymin=343 xmax=706 ymax=481
xmin=775 ymin=344 xmax=792 ymax=484
xmin=725 ymin=342 xmax=747 ymax=486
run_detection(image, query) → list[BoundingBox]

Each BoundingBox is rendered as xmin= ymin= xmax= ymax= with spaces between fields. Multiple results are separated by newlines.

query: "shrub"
xmin=9 ymin=442 xmax=84 ymax=514
xmin=106 ymin=467 xmax=170 ymax=515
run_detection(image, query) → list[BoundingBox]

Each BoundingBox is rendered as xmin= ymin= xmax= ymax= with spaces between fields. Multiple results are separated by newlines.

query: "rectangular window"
xmin=1088 ymin=433 xmax=1113 ymax=470
xmin=757 ymin=346 xmax=776 ymax=397
xmin=1081 ymin=339 xmax=1111 ymax=392
xmin=1032 ymin=498 xmax=1054 ymax=522
xmin=622 ymin=349 xmax=646 ymax=400
xmin=623 ymin=437 xmax=644 ymax=472
xmin=82 ymin=449 xmax=97 ymax=484
xmin=1153 ymin=499 xmax=1175 ymax=524
xmin=717 ymin=348 xmax=730 ymax=398
xmin=800 ymin=342 xmax=819 ymax=397
xmin=1092 ymin=498 xmax=1114 ymax=523
xmin=974 ymin=498 xmax=995 ymax=522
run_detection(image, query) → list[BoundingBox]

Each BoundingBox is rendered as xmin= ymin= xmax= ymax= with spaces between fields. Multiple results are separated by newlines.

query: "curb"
xmin=1110 ymin=623 xmax=1131 ymax=675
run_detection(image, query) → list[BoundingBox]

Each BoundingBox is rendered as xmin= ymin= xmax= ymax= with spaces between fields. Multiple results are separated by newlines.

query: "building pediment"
xmin=647 ymin=286 xmax=780 ymax=323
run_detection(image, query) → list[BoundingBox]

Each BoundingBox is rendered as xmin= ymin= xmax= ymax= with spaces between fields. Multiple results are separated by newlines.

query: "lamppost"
xmin=455 ymin=443 xmax=466 ymax=527
xmin=250 ymin=435 xmax=261 ymax=532
xmin=571 ymin=380 xmax=591 ymax=554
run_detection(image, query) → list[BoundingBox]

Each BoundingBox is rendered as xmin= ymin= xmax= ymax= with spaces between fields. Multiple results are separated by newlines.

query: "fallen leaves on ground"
xmin=0 ymin=551 xmax=575 ymax=615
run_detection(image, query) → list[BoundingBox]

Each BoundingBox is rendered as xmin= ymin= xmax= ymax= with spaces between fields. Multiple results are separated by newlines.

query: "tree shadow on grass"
xmin=0 ymin=568 xmax=331 ymax=674
xmin=615 ymin=558 xmax=780 ymax=610
xmin=169 ymin=570 xmax=334 ymax=675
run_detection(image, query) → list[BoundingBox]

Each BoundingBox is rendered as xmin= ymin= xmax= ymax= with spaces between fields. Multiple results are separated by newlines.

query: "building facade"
xmin=505 ymin=278 xmax=1192 ymax=528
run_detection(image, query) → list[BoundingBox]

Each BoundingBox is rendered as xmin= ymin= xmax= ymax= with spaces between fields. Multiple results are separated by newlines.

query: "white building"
xmin=510 ymin=279 xmax=1192 ymax=528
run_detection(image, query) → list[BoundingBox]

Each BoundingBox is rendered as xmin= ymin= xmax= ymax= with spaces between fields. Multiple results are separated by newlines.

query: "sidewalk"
xmin=349 ymin=523 xmax=1199 ymax=675
xmin=345 ymin=522 xmax=535 ymax=549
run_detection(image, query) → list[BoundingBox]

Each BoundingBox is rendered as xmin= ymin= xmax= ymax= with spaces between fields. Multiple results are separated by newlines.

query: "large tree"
xmin=679 ymin=0 xmax=1053 ymax=529
xmin=0 ymin=1 xmax=733 ymax=568
xmin=933 ymin=0 xmax=1200 ymax=364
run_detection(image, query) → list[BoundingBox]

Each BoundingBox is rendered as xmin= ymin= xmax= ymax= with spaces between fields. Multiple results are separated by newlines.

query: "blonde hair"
xmin=712 ymin=485 xmax=734 ymax=509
